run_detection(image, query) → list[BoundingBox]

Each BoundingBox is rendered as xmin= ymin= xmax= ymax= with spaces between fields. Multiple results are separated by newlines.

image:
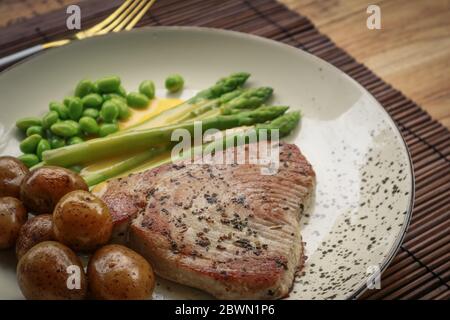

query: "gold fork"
xmin=0 ymin=0 xmax=156 ymax=67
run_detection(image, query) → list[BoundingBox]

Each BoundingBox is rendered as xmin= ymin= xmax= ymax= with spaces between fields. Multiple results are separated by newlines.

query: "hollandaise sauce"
xmin=82 ymin=97 xmax=182 ymax=185
xmin=119 ymin=97 xmax=183 ymax=130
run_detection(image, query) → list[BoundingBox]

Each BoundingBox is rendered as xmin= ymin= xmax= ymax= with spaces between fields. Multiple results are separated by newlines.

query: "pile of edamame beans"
xmin=15 ymin=74 xmax=185 ymax=168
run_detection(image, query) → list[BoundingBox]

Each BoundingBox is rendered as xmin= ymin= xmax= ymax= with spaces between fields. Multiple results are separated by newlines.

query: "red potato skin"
xmin=87 ymin=244 xmax=155 ymax=300
xmin=0 ymin=156 xmax=29 ymax=198
xmin=16 ymin=214 xmax=54 ymax=260
xmin=20 ymin=166 xmax=88 ymax=214
xmin=17 ymin=241 xmax=87 ymax=300
xmin=0 ymin=197 xmax=28 ymax=249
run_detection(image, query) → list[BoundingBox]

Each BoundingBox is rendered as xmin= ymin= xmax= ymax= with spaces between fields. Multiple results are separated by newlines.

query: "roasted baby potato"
xmin=17 ymin=241 xmax=87 ymax=300
xmin=20 ymin=166 xmax=88 ymax=214
xmin=53 ymin=190 xmax=112 ymax=252
xmin=87 ymin=244 xmax=155 ymax=300
xmin=0 ymin=197 xmax=27 ymax=249
xmin=16 ymin=214 xmax=54 ymax=260
xmin=0 ymin=156 xmax=29 ymax=198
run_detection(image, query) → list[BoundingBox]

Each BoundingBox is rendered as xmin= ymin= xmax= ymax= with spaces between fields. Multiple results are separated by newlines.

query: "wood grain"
xmin=279 ymin=0 xmax=450 ymax=128
xmin=0 ymin=0 xmax=75 ymax=28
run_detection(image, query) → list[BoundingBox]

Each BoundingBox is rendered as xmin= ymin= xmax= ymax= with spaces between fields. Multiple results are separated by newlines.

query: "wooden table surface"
xmin=0 ymin=0 xmax=449 ymax=129
xmin=280 ymin=0 xmax=450 ymax=129
xmin=0 ymin=0 xmax=449 ymax=301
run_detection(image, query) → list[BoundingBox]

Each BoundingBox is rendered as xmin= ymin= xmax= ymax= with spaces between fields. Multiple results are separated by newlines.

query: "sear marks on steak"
xmin=97 ymin=142 xmax=315 ymax=299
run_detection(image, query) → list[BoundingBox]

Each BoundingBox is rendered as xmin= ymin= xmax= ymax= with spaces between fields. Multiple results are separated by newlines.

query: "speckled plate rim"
xmin=345 ymin=105 xmax=414 ymax=299
xmin=0 ymin=26 xmax=415 ymax=300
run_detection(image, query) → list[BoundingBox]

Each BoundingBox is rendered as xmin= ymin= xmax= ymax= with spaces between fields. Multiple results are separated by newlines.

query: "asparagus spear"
xmin=194 ymin=72 xmax=251 ymax=100
xmin=144 ymin=112 xmax=301 ymax=167
xmin=221 ymin=87 xmax=274 ymax=114
xmin=123 ymin=72 xmax=250 ymax=131
xmin=176 ymin=89 xmax=245 ymax=123
xmin=82 ymin=111 xmax=300 ymax=185
xmin=83 ymin=146 xmax=168 ymax=186
xmin=43 ymin=106 xmax=289 ymax=167
xmin=181 ymin=87 xmax=273 ymax=121
xmin=203 ymin=111 xmax=301 ymax=155
xmin=255 ymin=109 xmax=301 ymax=137
xmin=81 ymin=90 xmax=273 ymax=186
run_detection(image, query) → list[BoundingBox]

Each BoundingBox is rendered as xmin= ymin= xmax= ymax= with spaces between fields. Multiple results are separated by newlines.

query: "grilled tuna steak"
xmin=98 ymin=142 xmax=315 ymax=299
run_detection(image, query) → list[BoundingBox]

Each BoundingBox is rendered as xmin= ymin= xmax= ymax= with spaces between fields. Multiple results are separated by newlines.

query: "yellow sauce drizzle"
xmin=82 ymin=97 xmax=182 ymax=177
xmin=119 ymin=97 xmax=183 ymax=130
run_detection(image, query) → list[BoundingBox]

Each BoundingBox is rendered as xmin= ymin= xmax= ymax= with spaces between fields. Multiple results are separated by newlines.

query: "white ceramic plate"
xmin=0 ymin=27 xmax=413 ymax=300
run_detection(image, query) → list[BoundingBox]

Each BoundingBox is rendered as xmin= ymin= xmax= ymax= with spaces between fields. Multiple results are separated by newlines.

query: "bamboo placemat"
xmin=0 ymin=0 xmax=449 ymax=300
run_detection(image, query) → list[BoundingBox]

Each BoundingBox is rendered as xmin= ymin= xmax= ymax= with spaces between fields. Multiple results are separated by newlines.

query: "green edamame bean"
xmin=75 ymin=79 xmax=95 ymax=97
xmin=26 ymin=125 xmax=43 ymax=137
xmin=79 ymin=116 xmax=99 ymax=135
xmin=50 ymin=122 xmax=78 ymax=138
xmin=92 ymin=82 xmax=100 ymax=93
xmin=49 ymin=101 xmax=69 ymax=120
xmin=16 ymin=117 xmax=42 ymax=131
xmin=117 ymin=85 xmax=127 ymax=97
xmin=67 ymin=136 xmax=84 ymax=145
xmin=64 ymin=120 xmax=81 ymax=135
xmin=50 ymin=136 xmax=66 ymax=149
xmin=127 ymin=92 xmax=149 ymax=109
xmin=82 ymin=93 xmax=103 ymax=109
xmin=45 ymin=128 xmax=53 ymax=139
xmin=96 ymin=76 xmax=121 ymax=93
xmin=99 ymin=123 xmax=119 ymax=137
xmin=115 ymin=99 xmax=131 ymax=120
xmin=103 ymin=93 xmax=126 ymax=103
xmin=20 ymin=134 xmax=42 ymax=154
xmin=100 ymin=100 xmax=119 ymax=123
xmin=63 ymin=96 xmax=76 ymax=107
xmin=82 ymin=108 xmax=99 ymax=119
xmin=68 ymin=97 xmax=83 ymax=121
xmin=165 ymin=74 xmax=184 ymax=93
xmin=36 ymin=139 xmax=51 ymax=160
xmin=18 ymin=154 xmax=40 ymax=168
xmin=139 ymin=80 xmax=155 ymax=99
xmin=42 ymin=111 xmax=59 ymax=129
